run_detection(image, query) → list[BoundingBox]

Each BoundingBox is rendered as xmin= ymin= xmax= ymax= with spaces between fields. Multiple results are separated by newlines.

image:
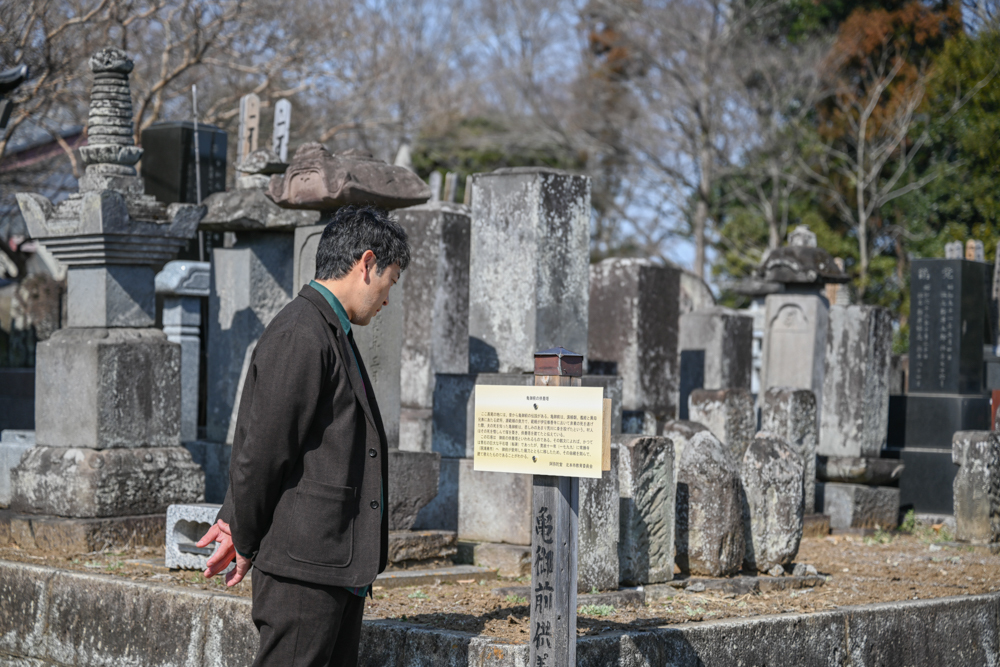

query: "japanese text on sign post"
xmin=473 ymin=385 xmax=604 ymax=479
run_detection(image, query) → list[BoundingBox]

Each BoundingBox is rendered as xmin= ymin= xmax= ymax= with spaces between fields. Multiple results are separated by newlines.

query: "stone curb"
xmin=1 ymin=559 xmax=998 ymax=666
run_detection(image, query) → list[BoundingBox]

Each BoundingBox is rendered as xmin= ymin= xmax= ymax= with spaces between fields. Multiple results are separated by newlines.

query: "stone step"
xmin=491 ymin=585 xmax=645 ymax=608
xmin=387 ymin=529 xmax=457 ymax=565
xmin=374 ymin=564 xmax=496 ymax=589
xmin=644 ymin=573 xmax=827 ymax=600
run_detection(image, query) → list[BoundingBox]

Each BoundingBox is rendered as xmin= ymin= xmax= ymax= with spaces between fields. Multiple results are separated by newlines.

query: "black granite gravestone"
xmin=907 ymin=259 xmax=987 ymax=394
xmin=892 ymin=258 xmax=991 ymax=514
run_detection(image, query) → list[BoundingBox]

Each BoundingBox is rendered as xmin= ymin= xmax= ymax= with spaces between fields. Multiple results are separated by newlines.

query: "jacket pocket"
xmin=286 ymin=479 xmax=356 ymax=567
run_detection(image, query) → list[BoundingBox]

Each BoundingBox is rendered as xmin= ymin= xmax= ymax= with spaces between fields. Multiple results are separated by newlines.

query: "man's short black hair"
xmin=314 ymin=205 xmax=410 ymax=280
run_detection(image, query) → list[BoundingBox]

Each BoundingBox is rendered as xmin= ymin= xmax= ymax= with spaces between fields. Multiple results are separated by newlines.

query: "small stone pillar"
xmin=589 ymin=258 xmax=681 ymax=429
xmin=740 ymin=433 xmax=804 ymax=573
xmin=155 ymin=260 xmax=210 ymax=442
xmin=761 ymin=388 xmax=818 ymax=514
xmin=469 ymin=168 xmax=590 ymax=374
xmin=678 ymin=306 xmax=752 ymax=418
xmin=12 ymin=48 xmax=205 ymax=548
xmin=616 ymin=434 xmax=676 ymax=585
xmin=952 ymin=431 xmax=1000 ymax=545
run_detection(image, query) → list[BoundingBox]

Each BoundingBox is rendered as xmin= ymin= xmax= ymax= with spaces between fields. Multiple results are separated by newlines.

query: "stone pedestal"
xmin=589 ymin=258 xmax=681 ymax=421
xmin=819 ymin=305 xmax=892 ymax=458
xmin=815 ymin=482 xmax=899 ymax=530
xmin=395 ymin=203 xmax=471 ymax=452
xmin=156 ymin=260 xmax=210 ymax=443
xmin=760 ymin=292 xmax=829 ymax=427
xmin=762 ymin=388 xmax=818 ymax=514
xmin=688 ymin=388 xmax=755 ymax=462
xmin=678 ymin=307 xmax=752 ymax=419
xmin=952 ymin=431 xmax=1000 ymax=544
xmin=578 ymin=447 xmax=619 ymax=592
xmin=468 ymin=168 xmax=590 ymax=373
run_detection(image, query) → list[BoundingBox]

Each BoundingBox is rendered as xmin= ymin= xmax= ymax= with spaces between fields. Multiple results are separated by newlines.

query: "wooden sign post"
xmin=473 ymin=347 xmax=610 ymax=667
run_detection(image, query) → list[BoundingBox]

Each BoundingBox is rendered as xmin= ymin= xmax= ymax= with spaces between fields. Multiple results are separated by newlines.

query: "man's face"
xmin=353 ymin=262 xmax=400 ymax=326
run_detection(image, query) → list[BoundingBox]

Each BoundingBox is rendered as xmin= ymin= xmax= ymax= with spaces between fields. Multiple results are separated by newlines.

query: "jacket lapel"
xmin=298 ymin=287 xmax=378 ymax=432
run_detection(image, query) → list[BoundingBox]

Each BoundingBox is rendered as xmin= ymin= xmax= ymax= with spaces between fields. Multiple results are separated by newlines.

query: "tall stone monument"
xmin=758 ymin=225 xmax=849 ymax=428
xmin=395 ymin=202 xmax=471 ymax=452
xmin=11 ymin=48 xmax=204 ymax=549
xmin=589 ymin=258 xmax=681 ymax=431
xmin=891 ymin=258 xmax=991 ymax=514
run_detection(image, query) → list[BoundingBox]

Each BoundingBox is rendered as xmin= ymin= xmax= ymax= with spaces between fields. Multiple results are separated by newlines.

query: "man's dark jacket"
xmin=218 ymin=286 xmax=389 ymax=587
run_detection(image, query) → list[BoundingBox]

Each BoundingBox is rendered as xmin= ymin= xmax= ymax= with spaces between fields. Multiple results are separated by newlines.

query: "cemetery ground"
xmin=1 ymin=521 xmax=997 ymax=645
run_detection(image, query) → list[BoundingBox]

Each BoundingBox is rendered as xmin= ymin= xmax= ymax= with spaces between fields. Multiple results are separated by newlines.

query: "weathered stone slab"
xmin=688 ymin=388 xmax=755 ymax=462
xmin=761 ymin=293 xmax=829 ymax=425
xmin=741 ymin=433 xmax=804 ymax=572
xmin=816 ymin=456 xmax=904 ymax=486
xmin=952 ymin=431 xmax=1000 ymax=544
xmin=589 ymin=258 xmax=681 ymax=419
xmin=206 ymin=232 xmax=294 ymax=443
xmin=761 ymin=388 xmax=818 ymax=514
xmin=0 ymin=431 xmax=34 ymax=508
xmin=579 ymin=447 xmax=619 ymax=592
xmin=387 ymin=530 xmax=457 ymax=564
xmin=820 ymin=305 xmax=892 ymax=458
xmin=166 ymin=503 xmax=224 ymax=570
xmin=2 ymin=510 xmax=166 ymax=552
xmin=10 ymin=446 xmax=204 ymax=518
xmin=678 ymin=307 xmax=753 ymax=417
xmin=815 ymin=482 xmax=899 ymax=530
xmin=474 ymin=542 xmax=531 ymax=577
xmin=660 ymin=420 xmax=709 ymax=482
xmin=616 ymin=435 xmax=675 ymax=585
xmin=396 ymin=202 xmax=471 ymax=416
xmin=468 ymin=168 xmax=590 ymax=374
xmin=457 ymin=458 xmax=532 ymax=545
xmin=34 ymin=328 xmax=181 ymax=449
xmin=675 ymin=430 xmax=744 ymax=576
xmin=201 ymin=187 xmax=320 ymax=232
xmin=387 ymin=450 xmax=440 ymax=531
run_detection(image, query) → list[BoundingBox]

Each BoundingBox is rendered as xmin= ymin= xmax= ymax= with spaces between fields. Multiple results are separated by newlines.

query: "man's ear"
xmin=359 ymin=249 xmax=377 ymax=281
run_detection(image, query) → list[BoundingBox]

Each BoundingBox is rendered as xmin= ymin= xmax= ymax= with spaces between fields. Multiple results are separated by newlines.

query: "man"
xmin=196 ymin=205 xmax=409 ymax=666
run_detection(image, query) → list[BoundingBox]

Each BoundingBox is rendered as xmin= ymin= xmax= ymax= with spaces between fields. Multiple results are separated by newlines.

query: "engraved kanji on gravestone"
xmin=272 ymin=98 xmax=291 ymax=162
xmin=238 ymin=93 xmax=260 ymax=164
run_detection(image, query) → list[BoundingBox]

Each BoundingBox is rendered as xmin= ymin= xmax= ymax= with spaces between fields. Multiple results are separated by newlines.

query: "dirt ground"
xmin=2 ymin=527 xmax=998 ymax=645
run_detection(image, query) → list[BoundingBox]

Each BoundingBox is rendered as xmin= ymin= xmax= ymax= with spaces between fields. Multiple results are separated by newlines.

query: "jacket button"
xmin=369 ymin=448 xmax=377 ymax=458
xmin=370 ymin=500 xmax=379 ymax=510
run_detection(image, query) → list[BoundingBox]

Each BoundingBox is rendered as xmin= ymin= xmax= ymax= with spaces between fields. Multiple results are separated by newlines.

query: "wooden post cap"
xmin=534 ymin=347 xmax=583 ymax=377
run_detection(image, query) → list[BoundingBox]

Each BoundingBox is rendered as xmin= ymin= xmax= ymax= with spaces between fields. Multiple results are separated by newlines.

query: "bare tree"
xmin=798 ymin=29 xmax=998 ymax=295
xmin=589 ymin=0 xmax=789 ymax=277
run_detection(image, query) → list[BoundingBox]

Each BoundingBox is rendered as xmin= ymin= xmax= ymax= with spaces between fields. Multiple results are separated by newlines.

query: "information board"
xmin=473 ymin=385 xmax=605 ymax=479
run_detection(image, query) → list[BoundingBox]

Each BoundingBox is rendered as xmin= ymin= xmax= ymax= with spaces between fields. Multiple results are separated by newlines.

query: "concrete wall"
xmin=2 ymin=559 xmax=999 ymax=666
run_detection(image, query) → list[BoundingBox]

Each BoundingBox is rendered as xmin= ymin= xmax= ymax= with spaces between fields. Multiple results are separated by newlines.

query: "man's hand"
xmin=197 ymin=520 xmax=251 ymax=587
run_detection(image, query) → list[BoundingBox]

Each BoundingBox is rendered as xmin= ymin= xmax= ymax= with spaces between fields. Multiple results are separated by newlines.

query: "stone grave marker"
xmin=616 ymin=434 xmax=675 ymax=585
xmin=687 ymin=388 xmax=755 ymax=462
xmin=761 ymin=388 xmax=818 ymax=514
xmin=271 ymin=98 xmax=291 ymax=162
xmin=678 ymin=306 xmax=752 ymax=419
xmin=952 ymin=431 xmax=1000 ymax=545
xmin=741 ymin=433 xmax=804 ymax=573
xmin=896 ymin=258 xmax=991 ymax=513
xmin=237 ymin=93 xmax=260 ymax=164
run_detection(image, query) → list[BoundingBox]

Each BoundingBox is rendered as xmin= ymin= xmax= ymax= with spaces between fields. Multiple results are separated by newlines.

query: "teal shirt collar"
xmin=309 ymin=281 xmax=351 ymax=335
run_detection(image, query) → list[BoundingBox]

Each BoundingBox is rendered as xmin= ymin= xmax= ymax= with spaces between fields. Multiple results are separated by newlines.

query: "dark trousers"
xmin=251 ymin=567 xmax=366 ymax=667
